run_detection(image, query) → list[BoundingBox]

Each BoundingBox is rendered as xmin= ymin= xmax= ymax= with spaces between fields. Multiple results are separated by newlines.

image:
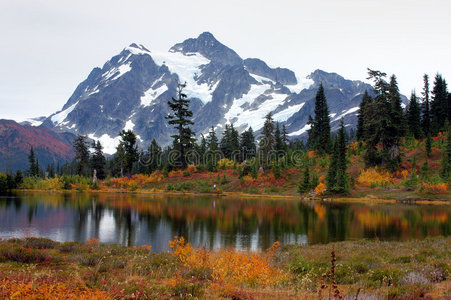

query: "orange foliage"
xmin=420 ymin=182 xmax=448 ymax=194
xmin=168 ymin=170 xmax=184 ymax=178
xmin=240 ymin=172 xmax=286 ymax=188
xmin=86 ymin=237 xmax=99 ymax=246
xmin=186 ymin=164 xmax=198 ymax=173
xmin=314 ymin=182 xmax=326 ymax=196
xmin=0 ymin=278 xmax=108 ymax=299
xmin=357 ymin=168 xmax=394 ymax=187
xmin=307 ymin=150 xmax=316 ymax=159
xmin=169 ymin=237 xmax=286 ymax=287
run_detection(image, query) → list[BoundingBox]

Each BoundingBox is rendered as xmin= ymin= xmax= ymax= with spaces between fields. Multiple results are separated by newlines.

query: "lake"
xmin=1 ymin=191 xmax=450 ymax=252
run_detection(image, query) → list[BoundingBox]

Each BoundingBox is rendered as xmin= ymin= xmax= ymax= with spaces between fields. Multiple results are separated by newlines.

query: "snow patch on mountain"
xmin=102 ymin=63 xmax=132 ymax=81
xmin=288 ymin=124 xmax=311 ymax=136
xmin=151 ymin=51 xmax=215 ymax=103
xmin=273 ymin=103 xmax=305 ymax=122
xmin=332 ymin=106 xmax=359 ymax=122
xmin=286 ymin=75 xmax=314 ymax=94
xmin=224 ymin=83 xmax=291 ymax=129
xmin=51 ymin=102 xmax=78 ymax=125
xmin=124 ymin=120 xmax=135 ymax=131
xmin=141 ymin=84 xmax=168 ymax=106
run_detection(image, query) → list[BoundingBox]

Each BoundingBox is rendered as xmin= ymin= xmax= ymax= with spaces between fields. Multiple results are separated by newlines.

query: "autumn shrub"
xmin=0 ymin=243 xmax=53 ymax=264
xmin=217 ymin=158 xmax=235 ymax=170
xmin=169 ymin=237 xmax=286 ymax=287
xmin=0 ymin=278 xmax=109 ymax=299
xmin=315 ymin=182 xmax=326 ymax=196
xmin=419 ymin=182 xmax=448 ymax=194
xmin=357 ymin=168 xmax=394 ymax=187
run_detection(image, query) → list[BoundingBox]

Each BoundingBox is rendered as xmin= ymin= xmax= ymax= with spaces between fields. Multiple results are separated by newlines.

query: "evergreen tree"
xmin=308 ymin=84 xmax=331 ymax=154
xmin=220 ymin=124 xmax=239 ymax=160
xmin=206 ymin=126 xmax=219 ymax=170
xmin=407 ymin=92 xmax=422 ymax=139
xmin=146 ymin=139 xmax=162 ymax=173
xmin=199 ymin=134 xmax=207 ymax=162
xmin=166 ymin=82 xmax=195 ymax=168
xmin=404 ymin=155 xmax=418 ymax=188
xmin=386 ymin=74 xmax=404 ymax=170
xmin=14 ymin=170 xmax=23 ymax=187
xmin=73 ymin=135 xmax=90 ymax=176
xmin=259 ymin=113 xmax=275 ymax=169
xmin=326 ymin=120 xmax=348 ymax=193
xmin=91 ymin=141 xmax=106 ymax=180
xmin=298 ymin=165 xmax=310 ymax=194
xmin=364 ymin=68 xmax=402 ymax=170
xmin=356 ymin=90 xmax=371 ymax=141
xmin=117 ymin=130 xmax=139 ymax=177
xmin=113 ymin=144 xmax=125 ymax=177
xmin=440 ymin=124 xmax=451 ymax=181
xmin=28 ymin=146 xmax=39 ymax=177
xmin=239 ymin=127 xmax=256 ymax=162
xmin=275 ymin=122 xmax=284 ymax=152
xmin=281 ymin=124 xmax=289 ymax=151
xmin=421 ymin=74 xmax=431 ymax=136
xmin=430 ymin=74 xmax=448 ymax=134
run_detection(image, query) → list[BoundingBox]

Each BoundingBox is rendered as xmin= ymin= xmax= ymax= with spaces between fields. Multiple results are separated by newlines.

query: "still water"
xmin=0 ymin=192 xmax=450 ymax=252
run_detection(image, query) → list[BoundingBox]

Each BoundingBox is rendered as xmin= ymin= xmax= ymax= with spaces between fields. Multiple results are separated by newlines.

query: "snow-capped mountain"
xmin=41 ymin=32 xmax=374 ymax=154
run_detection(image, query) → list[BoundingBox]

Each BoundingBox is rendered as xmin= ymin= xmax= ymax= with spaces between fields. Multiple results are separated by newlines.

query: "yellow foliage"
xmin=314 ymin=182 xmax=326 ymax=196
xmin=357 ymin=168 xmax=393 ymax=187
xmin=217 ymin=158 xmax=235 ymax=169
xmin=169 ymin=237 xmax=286 ymax=287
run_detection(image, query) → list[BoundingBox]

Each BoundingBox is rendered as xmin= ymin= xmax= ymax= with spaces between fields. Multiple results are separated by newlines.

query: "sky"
xmin=1 ymin=0 xmax=450 ymax=121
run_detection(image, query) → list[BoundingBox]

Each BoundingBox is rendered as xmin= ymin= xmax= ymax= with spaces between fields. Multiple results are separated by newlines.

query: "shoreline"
xmin=10 ymin=188 xmax=451 ymax=205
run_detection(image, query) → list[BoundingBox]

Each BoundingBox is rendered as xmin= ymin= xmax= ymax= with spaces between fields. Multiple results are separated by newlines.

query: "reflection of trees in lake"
xmin=1 ymin=192 xmax=450 ymax=250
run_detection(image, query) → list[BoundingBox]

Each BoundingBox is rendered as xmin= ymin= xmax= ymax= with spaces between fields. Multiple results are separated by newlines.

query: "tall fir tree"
xmin=239 ymin=127 xmax=256 ymax=162
xmin=166 ymin=82 xmax=195 ymax=168
xmin=117 ymin=130 xmax=139 ymax=177
xmin=28 ymin=146 xmax=39 ymax=177
xmin=73 ymin=135 xmax=90 ymax=176
xmin=326 ymin=120 xmax=348 ymax=193
xmin=440 ymin=123 xmax=451 ymax=181
xmin=308 ymin=83 xmax=331 ymax=154
xmin=356 ymin=90 xmax=371 ymax=141
xmin=259 ymin=112 xmax=275 ymax=169
xmin=206 ymin=126 xmax=219 ymax=170
xmin=421 ymin=74 xmax=431 ymax=136
xmin=406 ymin=92 xmax=422 ymax=139
xmin=430 ymin=74 xmax=448 ymax=134
xmin=90 ymin=141 xmax=106 ymax=179
xmin=281 ymin=124 xmax=289 ymax=151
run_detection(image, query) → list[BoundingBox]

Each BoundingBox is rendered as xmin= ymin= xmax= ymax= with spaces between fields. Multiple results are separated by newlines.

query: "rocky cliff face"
xmin=39 ymin=32 xmax=375 ymax=154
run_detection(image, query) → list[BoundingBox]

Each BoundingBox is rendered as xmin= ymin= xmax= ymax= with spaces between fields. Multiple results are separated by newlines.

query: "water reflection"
xmin=0 ymin=192 xmax=450 ymax=252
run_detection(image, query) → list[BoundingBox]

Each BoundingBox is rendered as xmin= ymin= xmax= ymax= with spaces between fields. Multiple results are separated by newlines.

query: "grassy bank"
xmin=0 ymin=237 xmax=450 ymax=299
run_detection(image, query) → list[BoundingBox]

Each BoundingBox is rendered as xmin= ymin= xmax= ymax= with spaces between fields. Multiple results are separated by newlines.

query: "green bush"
xmin=0 ymin=173 xmax=7 ymax=193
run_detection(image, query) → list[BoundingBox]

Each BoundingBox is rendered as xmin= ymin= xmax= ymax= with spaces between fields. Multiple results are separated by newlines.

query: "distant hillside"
xmin=0 ymin=120 xmax=75 ymax=172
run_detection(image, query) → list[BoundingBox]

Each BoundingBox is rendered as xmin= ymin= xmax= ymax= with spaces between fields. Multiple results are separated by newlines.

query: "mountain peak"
xmin=169 ymin=32 xmax=242 ymax=66
xmin=125 ymin=43 xmax=151 ymax=55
